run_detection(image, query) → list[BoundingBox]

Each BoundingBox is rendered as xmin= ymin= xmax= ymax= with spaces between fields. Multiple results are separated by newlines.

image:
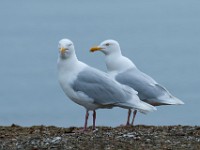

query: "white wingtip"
xmin=158 ymin=96 xmax=185 ymax=105
xmin=136 ymin=101 xmax=157 ymax=114
xmin=174 ymin=97 xmax=184 ymax=105
xmin=119 ymin=99 xmax=157 ymax=114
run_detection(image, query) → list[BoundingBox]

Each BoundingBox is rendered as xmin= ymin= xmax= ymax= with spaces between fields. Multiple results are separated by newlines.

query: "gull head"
xmin=58 ymin=39 xmax=75 ymax=58
xmin=90 ymin=39 xmax=121 ymax=55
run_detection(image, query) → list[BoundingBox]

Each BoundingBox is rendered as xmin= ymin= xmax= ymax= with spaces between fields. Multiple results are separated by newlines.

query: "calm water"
xmin=0 ymin=0 xmax=199 ymax=127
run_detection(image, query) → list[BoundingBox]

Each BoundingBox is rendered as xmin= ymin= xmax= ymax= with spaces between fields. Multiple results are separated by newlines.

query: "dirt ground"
xmin=0 ymin=124 xmax=200 ymax=150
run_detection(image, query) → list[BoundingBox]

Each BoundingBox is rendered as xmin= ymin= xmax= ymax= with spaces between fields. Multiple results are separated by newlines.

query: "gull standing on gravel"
xmin=90 ymin=39 xmax=184 ymax=125
xmin=57 ymin=39 xmax=156 ymax=131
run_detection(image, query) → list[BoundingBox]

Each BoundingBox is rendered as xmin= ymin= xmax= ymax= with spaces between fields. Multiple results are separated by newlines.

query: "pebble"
xmin=51 ymin=137 xmax=62 ymax=144
xmin=146 ymin=139 xmax=151 ymax=142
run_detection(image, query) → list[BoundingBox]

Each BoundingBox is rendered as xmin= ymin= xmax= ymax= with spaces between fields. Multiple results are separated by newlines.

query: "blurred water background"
xmin=0 ymin=0 xmax=199 ymax=127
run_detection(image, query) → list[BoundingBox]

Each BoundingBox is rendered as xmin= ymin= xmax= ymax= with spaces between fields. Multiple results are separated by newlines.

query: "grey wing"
xmin=72 ymin=67 xmax=130 ymax=105
xmin=116 ymin=68 xmax=168 ymax=101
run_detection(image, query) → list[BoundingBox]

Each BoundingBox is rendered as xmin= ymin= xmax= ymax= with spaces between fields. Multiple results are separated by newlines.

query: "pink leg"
xmin=126 ymin=109 xmax=131 ymax=126
xmin=93 ymin=110 xmax=96 ymax=130
xmin=131 ymin=110 xmax=137 ymax=125
xmin=84 ymin=110 xmax=89 ymax=131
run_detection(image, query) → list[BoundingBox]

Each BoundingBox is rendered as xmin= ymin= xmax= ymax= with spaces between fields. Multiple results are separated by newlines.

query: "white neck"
xmin=57 ymin=52 xmax=88 ymax=75
xmin=105 ymin=51 xmax=136 ymax=73
xmin=58 ymin=53 xmax=79 ymax=71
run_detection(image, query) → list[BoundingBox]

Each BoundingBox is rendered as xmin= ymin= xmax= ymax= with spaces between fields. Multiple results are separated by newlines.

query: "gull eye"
xmin=105 ymin=43 xmax=110 ymax=46
xmin=68 ymin=43 xmax=72 ymax=47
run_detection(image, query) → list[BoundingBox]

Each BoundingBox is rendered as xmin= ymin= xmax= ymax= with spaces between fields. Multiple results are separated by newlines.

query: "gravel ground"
xmin=0 ymin=124 xmax=200 ymax=150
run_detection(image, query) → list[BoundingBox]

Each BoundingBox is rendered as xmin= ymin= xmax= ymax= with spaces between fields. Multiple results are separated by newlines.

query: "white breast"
xmin=58 ymin=60 xmax=100 ymax=110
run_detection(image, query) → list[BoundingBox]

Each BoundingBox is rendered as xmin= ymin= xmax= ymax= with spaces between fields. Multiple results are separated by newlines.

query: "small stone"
xmin=133 ymin=136 xmax=141 ymax=140
xmin=93 ymin=128 xmax=99 ymax=133
xmin=165 ymin=140 xmax=171 ymax=143
xmin=146 ymin=139 xmax=151 ymax=142
xmin=51 ymin=137 xmax=62 ymax=144
xmin=123 ymin=134 xmax=135 ymax=138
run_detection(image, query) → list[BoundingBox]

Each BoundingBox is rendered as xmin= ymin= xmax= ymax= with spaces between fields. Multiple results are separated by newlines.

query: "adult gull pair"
xmin=57 ymin=39 xmax=156 ymax=131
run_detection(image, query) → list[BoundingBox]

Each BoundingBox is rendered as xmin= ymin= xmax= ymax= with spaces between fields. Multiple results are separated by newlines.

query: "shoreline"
xmin=0 ymin=124 xmax=200 ymax=149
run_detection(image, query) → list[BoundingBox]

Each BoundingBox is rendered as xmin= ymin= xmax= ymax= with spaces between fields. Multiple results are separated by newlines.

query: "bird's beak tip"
xmin=90 ymin=46 xmax=102 ymax=53
xmin=59 ymin=47 xmax=67 ymax=54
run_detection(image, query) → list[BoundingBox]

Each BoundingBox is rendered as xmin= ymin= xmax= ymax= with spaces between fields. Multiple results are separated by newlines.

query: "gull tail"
xmin=118 ymin=85 xmax=157 ymax=113
xmin=131 ymin=100 xmax=157 ymax=114
xmin=153 ymin=84 xmax=184 ymax=105
xmin=118 ymin=100 xmax=157 ymax=114
xmin=172 ymin=96 xmax=184 ymax=105
xmin=155 ymin=95 xmax=184 ymax=105
xmin=118 ymin=95 xmax=157 ymax=114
